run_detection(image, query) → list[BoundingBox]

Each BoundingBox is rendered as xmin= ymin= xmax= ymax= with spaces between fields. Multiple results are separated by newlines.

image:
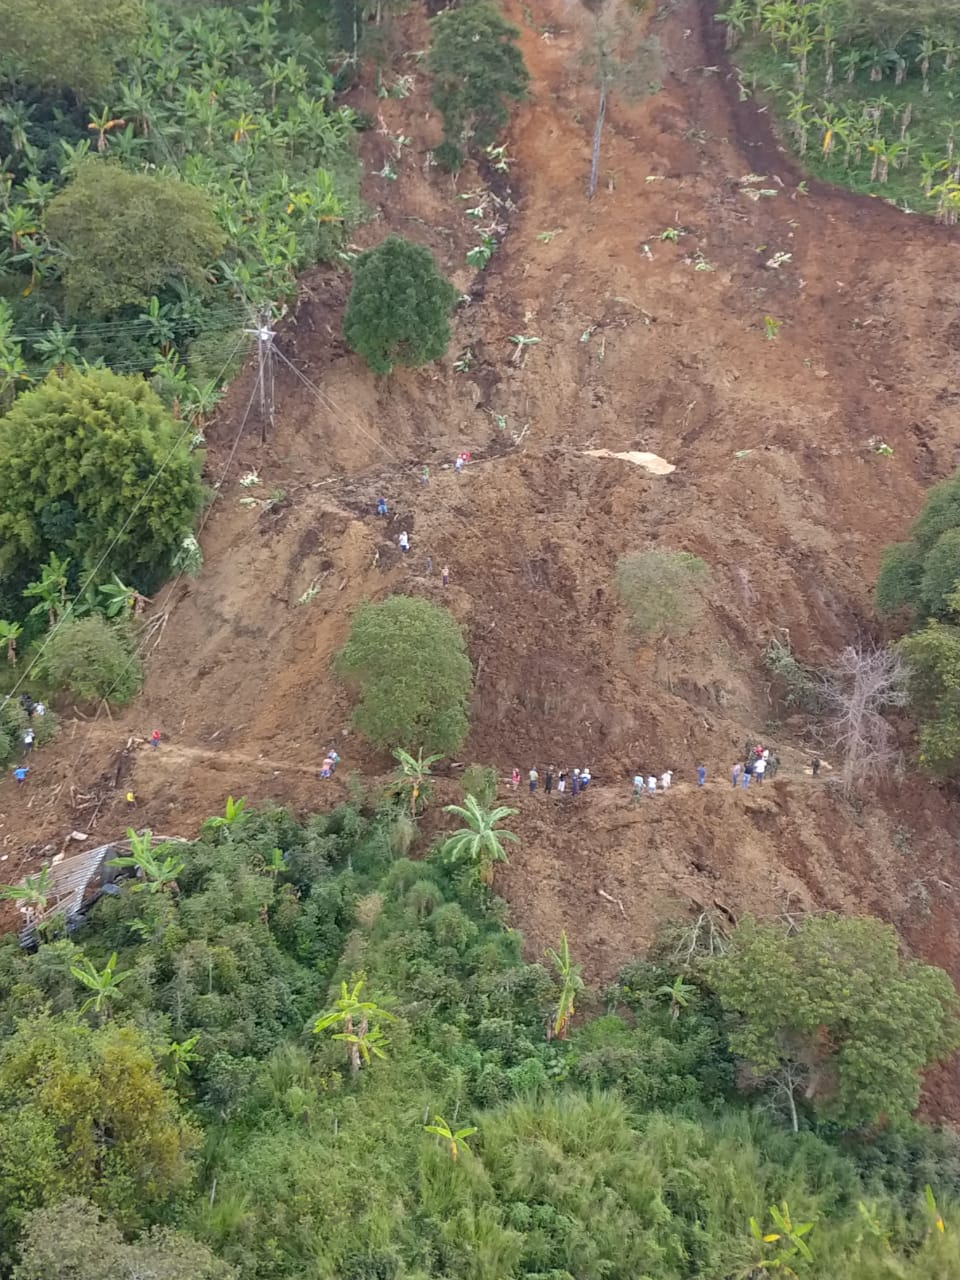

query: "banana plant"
xmin=390 ymin=747 xmax=442 ymax=815
xmin=205 ymin=795 xmax=248 ymax=831
xmin=0 ymin=203 xmax=38 ymax=253
xmin=70 ymin=951 xmax=133 ymax=1018
xmin=746 ymin=1201 xmax=814 ymax=1276
xmin=424 ymin=1115 xmax=478 ymax=1162
xmin=108 ymin=830 xmax=185 ymax=893
xmin=23 ymin=551 xmax=70 ymax=627
xmin=87 ymin=108 xmax=127 ymax=153
xmin=545 ymin=931 xmax=584 ymax=1040
xmin=313 ymin=977 xmax=394 ymax=1074
xmin=656 ymin=974 xmax=696 ymax=1019
xmin=441 ymin=796 xmax=519 ymax=886
xmin=0 ymin=619 xmax=22 ymax=665
xmin=167 ymin=1034 xmax=201 ymax=1078
xmin=33 ymin=322 xmax=81 ymax=376
xmin=0 ymin=866 xmax=53 ymax=912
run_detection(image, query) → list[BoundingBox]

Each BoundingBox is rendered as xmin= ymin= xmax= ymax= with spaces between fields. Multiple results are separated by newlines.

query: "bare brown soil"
xmin=4 ymin=0 xmax=960 ymax=1111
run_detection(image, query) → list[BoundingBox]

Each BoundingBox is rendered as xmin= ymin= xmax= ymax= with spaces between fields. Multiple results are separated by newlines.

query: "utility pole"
xmin=245 ymin=310 xmax=276 ymax=445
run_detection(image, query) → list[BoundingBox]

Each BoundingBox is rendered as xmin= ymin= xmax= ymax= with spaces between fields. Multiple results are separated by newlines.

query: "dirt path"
xmin=6 ymin=0 xmax=960 ymax=1112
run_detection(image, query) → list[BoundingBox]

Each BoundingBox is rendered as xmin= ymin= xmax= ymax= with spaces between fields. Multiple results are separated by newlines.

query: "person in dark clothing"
xmin=811 ymin=756 xmax=821 ymax=777
xmin=571 ymin=772 xmax=580 ymax=796
xmin=545 ymin=768 xmax=553 ymax=795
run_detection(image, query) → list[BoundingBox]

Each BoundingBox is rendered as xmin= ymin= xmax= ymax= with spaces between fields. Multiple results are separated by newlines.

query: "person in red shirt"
xmin=150 ymin=729 xmax=161 ymax=749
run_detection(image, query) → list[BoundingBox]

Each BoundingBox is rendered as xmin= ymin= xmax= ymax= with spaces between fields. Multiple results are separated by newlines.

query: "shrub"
xmin=0 ymin=0 xmax=146 ymax=99
xmin=42 ymin=616 xmax=143 ymax=705
xmin=428 ymin=0 xmax=529 ymax=154
xmin=876 ymin=471 xmax=960 ymax=619
xmin=0 ymin=369 xmax=203 ymax=600
xmin=342 ymin=237 xmax=458 ymax=375
xmin=461 ymin=764 xmax=499 ymax=806
xmin=44 ymin=160 xmax=226 ymax=316
xmin=899 ymin=621 xmax=960 ymax=776
xmin=615 ymin=549 xmax=711 ymax=639
xmin=335 ymin=595 xmax=472 ymax=753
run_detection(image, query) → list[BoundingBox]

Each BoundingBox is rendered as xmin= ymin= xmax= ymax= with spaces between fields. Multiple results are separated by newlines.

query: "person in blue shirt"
xmin=697 ymin=763 xmax=706 ymax=786
xmin=376 ymin=497 xmax=388 ymax=516
xmin=12 ymin=766 xmax=28 ymax=786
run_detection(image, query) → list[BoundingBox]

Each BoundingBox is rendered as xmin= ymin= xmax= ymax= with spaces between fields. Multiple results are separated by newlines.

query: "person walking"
xmin=647 ymin=774 xmax=657 ymax=795
xmin=424 ymin=556 xmax=433 ymax=575
xmin=150 ymin=729 xmax=161 ymax=750
xmin=511 ymin=767 xmax=520 ymax=791
xmin=741 ymin=760 xmax=752 ymax=787
xmin=32 ymin=701 xmax=45 ymax=718
xmin=755 ymin=756 xmax=767 ymax=783
xmin=126 ymin=791 xmax=136 ymax=810
xmin=731 ymin=762 xmax=742 ymax=788
xmin=660 ymin=769 xmax=672 ymax=791
xmin=528 ymin=767 xmax=538 ymax=794
xmin=811 ymin=755 xmax=821 ymax=778
xmin=376 ymin=497 xmax=388 ymax=516
xmin=441 ymin=564 xmax=450 ymax=588
xmin=697 ymin=763 xmax=706 ymax=787
xmin=454 ymin=455 xmax=464 ymax=475
xmin=22 ymin=727 xmax=34 ymax=756
xmin=580 ymin=767 xmax=591 ymax=789
xmin=398 ymin=531 xmax=409 ymax=553
xmin=319 ymin=757 xmax=333 ymax=778
xmin=12 ymin=766 xmax=28 ymax=786
xmin=545 ymin=767 xmax=554 ymax=795
xmin=571 ymin=771 xmax=580 ymax=796
xmin=557 ymin=769 xmax=567 ymax=794
xmin=633 ymin=772 xmax=644 ymax=803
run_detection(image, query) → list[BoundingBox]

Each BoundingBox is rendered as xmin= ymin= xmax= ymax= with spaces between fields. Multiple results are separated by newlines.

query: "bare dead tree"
xmin=818 ymin=645 xmax=908 ymax=794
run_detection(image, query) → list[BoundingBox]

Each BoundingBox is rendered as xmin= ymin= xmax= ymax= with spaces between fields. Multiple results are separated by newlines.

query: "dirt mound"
xmin=6 ymin=0 xmax=960 ymax=1113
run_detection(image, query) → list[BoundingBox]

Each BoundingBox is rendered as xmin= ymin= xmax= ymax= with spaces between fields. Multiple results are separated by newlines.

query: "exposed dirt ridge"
xmin=5 ymin=0 xmax=960 ymax=1110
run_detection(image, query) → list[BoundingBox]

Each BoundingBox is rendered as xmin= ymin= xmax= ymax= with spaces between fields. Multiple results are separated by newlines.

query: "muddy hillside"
xmin=5 ymin=0 xmax=960 ymax=1109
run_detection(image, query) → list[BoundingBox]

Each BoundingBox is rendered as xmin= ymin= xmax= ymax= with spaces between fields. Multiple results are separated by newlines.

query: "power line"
xmin=0 ymin=333 xmax=251 ymax=715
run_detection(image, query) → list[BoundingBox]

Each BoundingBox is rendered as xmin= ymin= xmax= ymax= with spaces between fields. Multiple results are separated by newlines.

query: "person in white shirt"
xmin=398 ymin=531 xmax=409 ymax=553
xmin=647 ymin=774 xmax=657 ymax=794
xmin=755 ymin=757 xmax=767 ymax=783
xmin=660 ymin=769 xmax=672 ymax=790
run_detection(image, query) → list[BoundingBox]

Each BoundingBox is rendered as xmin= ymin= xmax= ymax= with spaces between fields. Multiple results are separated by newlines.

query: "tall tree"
xmin=0 ymin=368 xmax=203 ymax=598
xmin=44 ymin=160 xmax=225 ymax=316
xmin=427 ymin=0 xmax=529 ymax=164
xmin=707 ymin=914 xmax=960 ymax=1129
xmin=335 ymin=595 xmax=472 ymax=753
xmin=342 ymin=237 xmax=457 ymax=375
xmin=0 ymin=0 xmax=146 ymax=100
xmin=900 ymin=620 xmax=960 ymax=776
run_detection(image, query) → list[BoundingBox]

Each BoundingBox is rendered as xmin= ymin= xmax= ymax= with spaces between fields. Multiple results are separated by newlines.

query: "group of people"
xmin=319 ymin=749 xmax=341 ymax=779
xmin=515 ymin=766 xmax=592 ymax=795
xmin=731 ymin=742 xmax=780 ymax=788
xmin=10 ymin=695 xmax=50 ymax=785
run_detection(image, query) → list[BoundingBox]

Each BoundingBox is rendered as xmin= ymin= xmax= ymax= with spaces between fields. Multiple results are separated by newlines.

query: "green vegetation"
xmin=876 ymin=469 xmax=960 ymax=774
xmin=615 ymin=548 xmax=712 ymax=639
xmin=342 ymin=236 xmax=458 ymax=375
xmin=41 ymin=615 xmax=143 ymax=706
xmin=708 ymin=913 xmax=960 ymax=1128
xmin=720 ymin=0 xmax=960 ymax=216
xmin=0 ymin=369 xmax=203 ymax=623
xmin=0 ymin=0 xmax=359 ymax=404
xmin=0 ymin=800 xmax=957 ymax=1276
xmin=44 ymin=162 xmax=226 ymax=316
xmin=428 ymin=0 xmax=529 ymax=170
xmin=0 ymin=0 xmax=147 ymax=99
xmin=335 ymin=595 xmax=473 ymax=753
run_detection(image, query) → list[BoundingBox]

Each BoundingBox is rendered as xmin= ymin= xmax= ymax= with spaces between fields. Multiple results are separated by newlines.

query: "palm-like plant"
xmin=167 ymin=1034 xmax=201 ymax=1078
xmin=441 ymin=795 xmax=519 ymax=885
xmin=23 ymin=551 xmax=70 ymax=627
xmin=0 ymin=204 xmax=38 ymax=254
xmin=0 ymin=866 xmax=53 ymax=912
xmin=33 ymin=322 xmax=81 ymax=376
xmin=746 ymin=1201 xmax=814 ymax=1276
xmin=0 ymin=618 xmax=22 ymax=665
xmin=313 ymin=977 xmax=394 ymax=1074
xmin=206 ymin=795 xmax=248 ymax=830
xmin=108 ymin=830 xmax=185 ymax=893
xmin=545 ymin=931 xmax=584 ymax=1040
xmin=70 ymin=950 xmax=133 ymax=1017
xmin=424 ymin=1115 xmax=478 ymax=1162
xmin=87 ymin=108 xmax=126 ymax=153
xmin=390 ymin=747 xmax=441 ymax=815
xmin=97 ymin=575 xmax=136 ymax=618
xmin=656 ymin=974 xmax=696 ymax=1019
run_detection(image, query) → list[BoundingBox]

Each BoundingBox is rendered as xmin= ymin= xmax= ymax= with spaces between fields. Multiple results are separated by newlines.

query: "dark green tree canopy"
xmin=335 ymin=594 xmax=473 ymax=753
xmin=0 ymin=368 xmax=203 ymax=600
xmin=0 ymin=0 xmax=146 ymax=99
xmin=877 ymin=471 xmax=960 ymax=620
xmin=44 ymin=160 xmax=226 ymax=316
xmin=708 ymin=914 xmax=960 ymax=1128
xmin=342 ymin=236 xmax=457 ymax=375
xmin=427 ymin=0 xmax=529 ymax=159
xmin=900 ymin=620 xmax=960 ymax=776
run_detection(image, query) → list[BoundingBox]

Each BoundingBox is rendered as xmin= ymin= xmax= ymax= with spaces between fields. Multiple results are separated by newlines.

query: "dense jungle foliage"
xmin=2 ymin=794 xmax=960 ymax=1279
xmin=719 ymin=0 xmax=960 ymax=217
